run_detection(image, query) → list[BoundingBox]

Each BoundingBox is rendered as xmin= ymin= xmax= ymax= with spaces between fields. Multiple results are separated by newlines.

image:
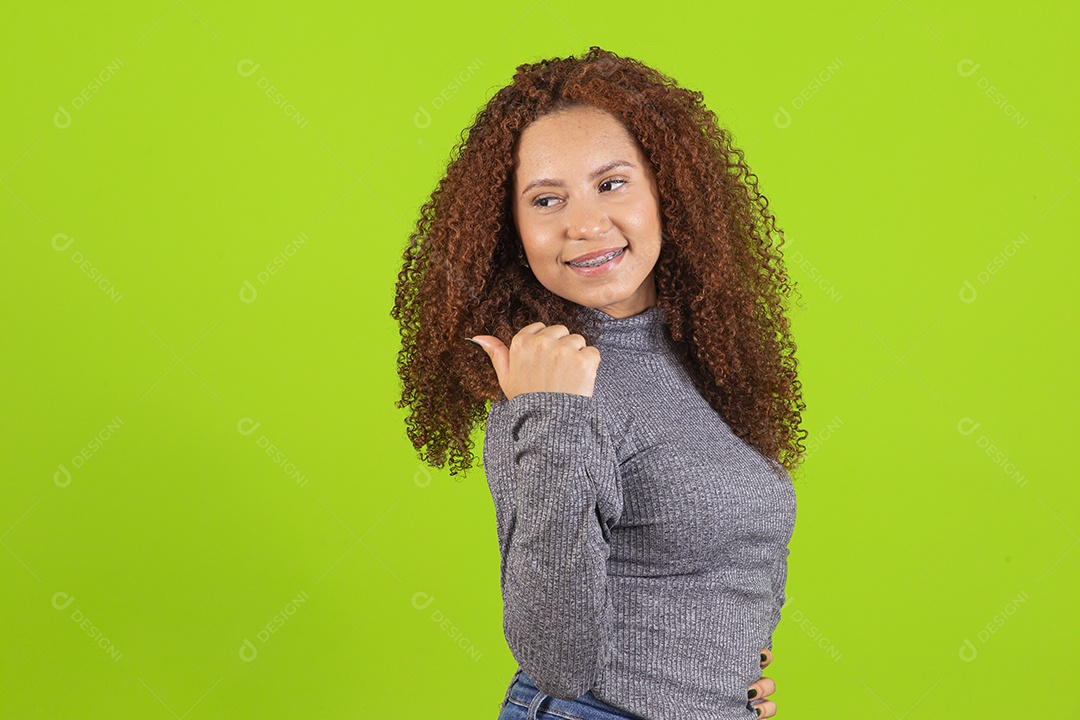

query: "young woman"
xmin=393 ymin=46 xmax=805 ymax=720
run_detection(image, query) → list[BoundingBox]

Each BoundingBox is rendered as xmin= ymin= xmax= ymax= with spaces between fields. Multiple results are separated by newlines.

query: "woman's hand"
xmin=747 ymin=647 xmax=777 ymax=717
xmin=469 ymin=323 xmax=600 ymax=401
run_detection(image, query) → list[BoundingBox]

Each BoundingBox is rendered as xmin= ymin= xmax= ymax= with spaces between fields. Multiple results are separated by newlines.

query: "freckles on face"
xmin=510 ymin=104 xmax=663 ymax=315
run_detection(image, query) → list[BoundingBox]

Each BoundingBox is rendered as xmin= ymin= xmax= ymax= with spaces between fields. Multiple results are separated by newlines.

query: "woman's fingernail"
xmin=756 ymin=709 xmax=761 ymax=717
xmin=465 ymin=337 xmax=481 ymax=347
xmin=748 ymin=689 xmax=757 ymax=699
xmin=760 ymin=653 xmax=767 ymax=662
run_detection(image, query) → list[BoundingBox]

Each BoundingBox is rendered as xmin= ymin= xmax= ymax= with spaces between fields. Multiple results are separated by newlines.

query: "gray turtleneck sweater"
xmin=482 ymin=304 xmax=797 ymax=720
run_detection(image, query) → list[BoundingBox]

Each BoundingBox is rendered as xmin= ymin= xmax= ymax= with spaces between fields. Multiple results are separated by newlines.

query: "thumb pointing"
xmin=466 ymin=335 xmax=509 ymax=385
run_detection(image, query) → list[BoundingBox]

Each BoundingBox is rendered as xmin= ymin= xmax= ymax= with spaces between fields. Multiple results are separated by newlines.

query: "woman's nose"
xmin=565 ymin=195 xmax=609 ymax=240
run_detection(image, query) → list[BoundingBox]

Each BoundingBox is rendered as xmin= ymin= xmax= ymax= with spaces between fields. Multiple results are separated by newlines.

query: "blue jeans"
xmin=496 ymin=667 xmax=648 ymax=720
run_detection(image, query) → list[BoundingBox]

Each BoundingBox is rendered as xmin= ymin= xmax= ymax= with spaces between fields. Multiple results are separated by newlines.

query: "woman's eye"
xmin=532 ymin=179 xmax=626 ymax=209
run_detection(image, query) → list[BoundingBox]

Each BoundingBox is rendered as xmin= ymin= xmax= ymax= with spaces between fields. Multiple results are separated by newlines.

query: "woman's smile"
xmin=565 ymin=246 xmax=627 ymax=274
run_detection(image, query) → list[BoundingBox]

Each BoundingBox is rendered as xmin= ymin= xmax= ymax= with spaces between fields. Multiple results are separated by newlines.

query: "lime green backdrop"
xmin=2 ymin=1 xmax=1076 ymax=718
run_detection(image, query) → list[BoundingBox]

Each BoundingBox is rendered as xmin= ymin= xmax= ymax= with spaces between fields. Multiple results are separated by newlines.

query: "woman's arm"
xmin=483 ymin=391 xmax=623 ymax=700
xmin=764 ymin=545 xmax=790 ymax=651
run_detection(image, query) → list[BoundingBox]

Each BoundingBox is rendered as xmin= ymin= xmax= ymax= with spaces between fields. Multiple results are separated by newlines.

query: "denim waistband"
xmin=506 ymin=668 xmax=648 ymax=720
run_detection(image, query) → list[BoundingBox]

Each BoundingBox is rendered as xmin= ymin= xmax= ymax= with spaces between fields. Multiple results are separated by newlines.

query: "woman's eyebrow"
xmin=519 ymin=159 xmax=637 ymax=196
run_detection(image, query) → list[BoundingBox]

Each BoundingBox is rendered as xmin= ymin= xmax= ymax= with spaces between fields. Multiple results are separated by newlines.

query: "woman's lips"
xmin=565 ymin=247 xmax=626 ymax=276
xmin=566 ymin=245 xmax=626 ymax=264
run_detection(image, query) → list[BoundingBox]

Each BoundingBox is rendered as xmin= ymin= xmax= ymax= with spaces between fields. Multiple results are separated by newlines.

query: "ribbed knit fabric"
xmin=482 ymin=304 xmax=797 ymax=720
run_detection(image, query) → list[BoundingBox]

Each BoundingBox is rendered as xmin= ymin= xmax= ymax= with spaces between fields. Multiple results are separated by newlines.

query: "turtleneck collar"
xmin=577 ymin=304 xmax=672 ymax=353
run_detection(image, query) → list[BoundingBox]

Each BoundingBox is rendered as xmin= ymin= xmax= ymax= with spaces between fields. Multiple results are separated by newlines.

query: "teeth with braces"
xmin=568 ymin=248 xmax=624 ymax=267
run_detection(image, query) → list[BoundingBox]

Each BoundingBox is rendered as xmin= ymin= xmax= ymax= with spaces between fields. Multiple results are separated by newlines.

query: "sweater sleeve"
xmin=482 ymin=391 xmax=624 ymax=700
xmin=764 ymin=545 xmax=790 ymax=651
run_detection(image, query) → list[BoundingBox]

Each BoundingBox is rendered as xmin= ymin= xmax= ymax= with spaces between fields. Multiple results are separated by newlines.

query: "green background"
xmin=2 ymin=1 xmax=1076 ymax=717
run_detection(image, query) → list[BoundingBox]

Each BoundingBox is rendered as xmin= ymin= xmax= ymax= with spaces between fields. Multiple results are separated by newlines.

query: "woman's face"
xmin=511 ymin=104 xmax=663 ymax=319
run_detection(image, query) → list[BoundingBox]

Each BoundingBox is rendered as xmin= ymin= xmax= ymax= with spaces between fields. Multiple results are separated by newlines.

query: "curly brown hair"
xmin=391 ymin=46 xmax=807 ymax=478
